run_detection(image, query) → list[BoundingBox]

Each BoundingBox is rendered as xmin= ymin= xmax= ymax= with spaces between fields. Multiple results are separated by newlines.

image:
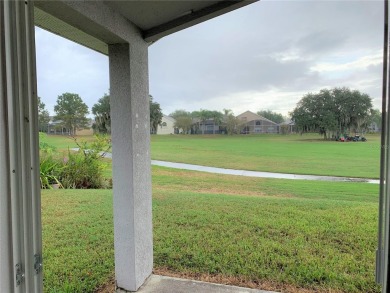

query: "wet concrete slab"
xmin=117 ymin=275 xmax=277 ymax=293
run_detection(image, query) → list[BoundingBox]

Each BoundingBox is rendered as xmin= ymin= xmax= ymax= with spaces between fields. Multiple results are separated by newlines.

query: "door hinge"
xmin=376 ymin=249 xmax=383 ymax=284
xmin=34 ymin=254 xmax=42 ymax=274
xmin=15 ymin=263 xmax=25 ymax=286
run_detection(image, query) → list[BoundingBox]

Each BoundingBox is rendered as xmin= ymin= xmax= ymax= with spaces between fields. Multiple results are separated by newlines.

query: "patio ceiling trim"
xmin=34 ymin=0 xmax=257 ymax=54
xmin=143 ymin=0 xmax=256 ymax=42
xmin=34 ymin=7 xmax=109 ymax=55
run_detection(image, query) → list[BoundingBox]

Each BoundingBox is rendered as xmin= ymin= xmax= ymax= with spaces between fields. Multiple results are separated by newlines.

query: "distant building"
xmin=236 ymin=111 xmax=278 ymax=134
xmin=368 ymin=122 xmax=380 ymax=133
xmin=157 ymin=115 xmax=176 ymax=135
xmin=278 ymin=119 xmax=296 ymax=134
xmin=192 ymin=118 xmax=221 ymax=134
xmin=47 ymin=116 xmax=93 ymax=136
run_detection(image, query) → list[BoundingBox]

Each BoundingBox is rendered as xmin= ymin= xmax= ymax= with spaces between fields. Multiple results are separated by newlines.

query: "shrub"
xmin=39 ymin=134 xmax=111 ymax=189
xmin=59 ymin=136 xmax=111 ymax=189
xmin=40 ymin=154 xmax=63 ymax=189
xmin=39 ymin=133 xmax=63 ymax=189
xmin=280 ymin=124 xmax=290 ymax=135
xmin=39 ymin=132 xmax=56 ymax=154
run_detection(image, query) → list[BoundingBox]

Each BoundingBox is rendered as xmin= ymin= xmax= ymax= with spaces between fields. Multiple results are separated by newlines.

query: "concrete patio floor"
xmin=117 ymin=275 xmax=278 ymax=293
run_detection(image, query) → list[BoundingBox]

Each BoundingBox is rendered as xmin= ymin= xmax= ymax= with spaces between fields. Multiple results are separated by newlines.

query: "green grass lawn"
xmin=150 ymin=134 xmax=381 ymax=178
xmin=42 ymin=189 xmax=114 ymax=293
xmin=41 ymin=134 xmax=381 ymax=292
xmin=44 ymin=135 xmax=96 ymax=151
xmin=42 ymin=167 xmax=380 ymax=293
xmin=44 ymin=133 xmax=381 ymax=178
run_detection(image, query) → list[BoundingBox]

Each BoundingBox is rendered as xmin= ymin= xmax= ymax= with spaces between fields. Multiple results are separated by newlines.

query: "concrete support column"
xmin=109 ymin=42 xmax=153 ymax=292
xmin=0 ymin=1 xmax=42 ymax=292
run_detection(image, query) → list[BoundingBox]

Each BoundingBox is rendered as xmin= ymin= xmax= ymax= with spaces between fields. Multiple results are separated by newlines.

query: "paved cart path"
xmin=80 ymin=149 xmax=378 ymax=184
xmin=150 ymin=160 xmax=379 ymax=184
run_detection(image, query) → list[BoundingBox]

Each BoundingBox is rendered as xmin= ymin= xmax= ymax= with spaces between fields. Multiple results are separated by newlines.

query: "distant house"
xmin=47 ymin=116 xmax=93 ymax=136
xmin=157 ymin=115 xmax=176 ymax=135
xmin=368 ymin=122 xmax=380 ymax=133
xmin=236 ymin=111 xmax=278 ymax=134
xmin=192 ymin=118 xmax=220 ymax=134
xmin=278 ymin=119 xmax=296 ymax=134
xmin=47 ymin=117 xmax=68 ymax=135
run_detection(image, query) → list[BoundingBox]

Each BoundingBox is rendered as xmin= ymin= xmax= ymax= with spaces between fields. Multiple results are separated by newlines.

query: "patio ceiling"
xmin=34 ymin=0 xmax=257 ymax=55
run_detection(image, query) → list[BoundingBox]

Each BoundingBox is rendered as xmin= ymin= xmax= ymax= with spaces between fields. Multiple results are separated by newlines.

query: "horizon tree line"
xmin=38 ymin=87 xmax=381 ymax=137
xmin=291 ymin=87 xmax=379 ymax=139
xmin=38 ymin=92 xmax=164 ymax=136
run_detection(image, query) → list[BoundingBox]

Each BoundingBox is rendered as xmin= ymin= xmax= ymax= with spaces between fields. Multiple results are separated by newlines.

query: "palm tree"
xmin=191 ymin=110 xmax=201 ymax=134
xmin=199 ymin=109 xmax=210 ymax=135
xmin=211 ymin=110 xmax=223 ymax=134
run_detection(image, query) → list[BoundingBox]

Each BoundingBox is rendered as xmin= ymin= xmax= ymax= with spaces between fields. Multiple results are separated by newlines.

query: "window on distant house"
xmin=256 ymin=121 xmax=261 ymax=126
xmin=162 ymin=122 xmax=167 ymax=127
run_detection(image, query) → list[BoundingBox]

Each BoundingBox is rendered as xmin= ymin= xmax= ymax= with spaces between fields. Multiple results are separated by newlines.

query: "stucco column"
xmin=109 ymin=42 xmax=153 ymax=292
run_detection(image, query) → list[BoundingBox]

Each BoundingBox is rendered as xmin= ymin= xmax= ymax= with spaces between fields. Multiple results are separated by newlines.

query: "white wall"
xmin=157 ymin=116 xmax=175 ymax=135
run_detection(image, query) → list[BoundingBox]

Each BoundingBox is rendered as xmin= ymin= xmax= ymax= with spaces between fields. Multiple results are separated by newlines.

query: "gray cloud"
xmin=35 ymin=0 xmax=384 ymax=117
xmin=296 ymin=30 xmax=348 ymax=56
xmin=149 ymin=0 xmax=383 ymax=115
xmin=35 ymin=28 xmax=109 ymax=116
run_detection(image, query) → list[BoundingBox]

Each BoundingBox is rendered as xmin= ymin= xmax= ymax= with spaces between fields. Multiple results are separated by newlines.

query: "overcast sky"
xmin=35 ymin=0 xmax=384 ymax=117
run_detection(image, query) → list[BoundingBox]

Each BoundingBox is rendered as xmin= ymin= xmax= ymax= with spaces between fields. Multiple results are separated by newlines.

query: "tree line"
xmin=91 ymin=94 xmax=163 ymax=134
xmin=39 ymin=92 xmax=285 ymax=136
xmin=291 ymin=87 xmax=379 ymax=139
xmin=38 ymin=93 xmax=89 ymax=135
xmin=38 ymin=87 xmax=380 ymax=138
xmin=38 ymin=92 xmax=163 ymax=136
xmin=168 ymin=109 xmax=286 ymax=135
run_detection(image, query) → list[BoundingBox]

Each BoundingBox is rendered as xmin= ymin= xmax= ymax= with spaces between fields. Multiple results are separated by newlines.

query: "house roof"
xmin=34 ymin=0 xmax=257 ymax=55
xmin=279 ymin=119 xmax=295 ymax=126
xmin=236 ymin=110 xmax=278 ymax=125
xmin=162 ymin=115 xmax=176 ymax=123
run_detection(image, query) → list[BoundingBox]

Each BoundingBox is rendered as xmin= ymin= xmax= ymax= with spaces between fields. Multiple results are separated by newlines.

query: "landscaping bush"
xmin=39 ymin=132 xmax=63 ymax=189
xmin=39 ymin=133 xmax=112 ymax=189
xmin=59 ymin=135 xmax=111 ymax=189
xmin=39 ymin=132 xmax=57 ymax=154
xmin=39 ymin=154 xmax=63 ymax=189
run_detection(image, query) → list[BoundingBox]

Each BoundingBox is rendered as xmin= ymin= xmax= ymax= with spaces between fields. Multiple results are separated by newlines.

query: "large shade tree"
xmin=174 ymin=115 xmax=193 ymax=134
xmin=170 ymin=110 xmax=192 ymax=134
xmin=37 ymin=96 xmax=50 ymax=132
xmin=257 ymin=110 xmax=284 ymax=124
xmin=54 ymin=93 xmax=89 ymax=135
xmin=91 ymin=93 xmax=163 ymax=134
xmin=170 ymin=109 xmax=191 ymax=120
xmin=189 ymin=109 xmax=223 ymax=134
xmin=92 ymin=93 xmax=111 ymax=134
xmin=149 ymin=95 xmax=163 ymax=134
xmin=223 ymin=109 xmax=240 ymax=135
xmin=210 ymin=110 xmax=223 ymax=134
xmin=190 ymin=110 xmax=201 ymax=133
xmin=198 ymin=109 xmax=213 ymax=135
xmin=291 ymin=87 xmax=373 ymax=139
